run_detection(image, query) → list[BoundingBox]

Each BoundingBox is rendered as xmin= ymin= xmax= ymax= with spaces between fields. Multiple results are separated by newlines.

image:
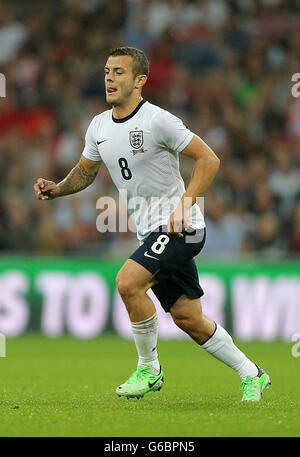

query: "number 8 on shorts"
xmin=151 ymin=234 xmax=170 ymax=254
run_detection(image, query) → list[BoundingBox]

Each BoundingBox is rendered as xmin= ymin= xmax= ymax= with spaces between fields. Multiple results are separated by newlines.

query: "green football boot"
xmin=116 ymin=365 xmax=164 ymax=399
xmin=240 ymin=366 xmax=271 ymax=402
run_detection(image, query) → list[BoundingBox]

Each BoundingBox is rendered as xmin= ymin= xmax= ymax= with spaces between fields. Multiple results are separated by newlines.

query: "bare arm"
xmin=57 ymin=156 xmax=101 ymax=197
xmin=180 ymin=134 xmax=220 ymax=205
xmin=34 ymin=156 xmax=102 ymax=200
xmin=168 ymin=134 xmax=220 ymax=233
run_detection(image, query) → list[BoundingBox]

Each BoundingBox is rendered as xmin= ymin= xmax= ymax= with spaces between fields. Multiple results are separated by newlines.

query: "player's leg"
xmin=170 ymin=295 xmax=271 ymax=401
xmin=115 ymin=259 xmax=164 ymax=398
xmin=116 ymin=259 xmax=157 ymax=322
xmin=170 ymin=294 xmax=259 ymax=374
xmin=167 ymin=294 xmax=215 ymax=344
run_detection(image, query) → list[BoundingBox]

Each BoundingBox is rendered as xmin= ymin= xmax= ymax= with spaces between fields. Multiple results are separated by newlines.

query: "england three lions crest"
xmin=129 ymin=130 xmax=146 ymax=154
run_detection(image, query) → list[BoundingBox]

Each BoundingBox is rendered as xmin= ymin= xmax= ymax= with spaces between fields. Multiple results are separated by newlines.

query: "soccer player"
xmin=34 ymin=46 xmax=271 ymax=402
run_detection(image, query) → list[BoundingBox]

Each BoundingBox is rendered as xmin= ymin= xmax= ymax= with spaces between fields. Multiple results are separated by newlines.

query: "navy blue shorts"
xmin=129 ymin=226 xmax=206 ymax=312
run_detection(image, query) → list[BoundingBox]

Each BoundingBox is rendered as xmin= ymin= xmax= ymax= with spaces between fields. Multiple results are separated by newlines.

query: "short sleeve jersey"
xmin=82 ymin=100 xmax=205 ymax=241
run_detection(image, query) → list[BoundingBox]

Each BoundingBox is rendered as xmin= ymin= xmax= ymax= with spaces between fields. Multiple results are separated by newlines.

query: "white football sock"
xmin=131 ymin=312 xmax=160 ymax=374
xmin=201 ymin=323 xmax=258 ymax=379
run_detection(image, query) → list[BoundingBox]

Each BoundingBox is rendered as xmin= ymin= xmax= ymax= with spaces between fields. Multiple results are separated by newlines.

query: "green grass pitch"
xmin=0 ymin=334 xmax=299 ymax=437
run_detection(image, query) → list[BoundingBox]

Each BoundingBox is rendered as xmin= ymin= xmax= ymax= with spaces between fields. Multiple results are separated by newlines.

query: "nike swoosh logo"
xmin=97 ymin=140 xmax=107 ymax=145
xmin=148 ymin=378 xmax=161 ymax=389
xmin=148 ymin=369 xmax=163 ymax=389
xmin=144 ymin=251 xmax=159 ymax=260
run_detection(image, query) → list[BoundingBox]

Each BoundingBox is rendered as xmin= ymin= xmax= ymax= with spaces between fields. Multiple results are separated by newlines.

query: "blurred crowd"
xmin=0 ymin=0 xmax=300 ymax=259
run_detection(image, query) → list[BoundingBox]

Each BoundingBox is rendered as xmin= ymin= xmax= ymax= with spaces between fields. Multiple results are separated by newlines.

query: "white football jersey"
xmin=82 ymin=100 xmax=205 ymax=241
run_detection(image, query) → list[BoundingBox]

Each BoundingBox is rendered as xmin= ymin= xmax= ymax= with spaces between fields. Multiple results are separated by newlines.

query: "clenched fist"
xmin=33 ymin=178 xmax=60 ymax=201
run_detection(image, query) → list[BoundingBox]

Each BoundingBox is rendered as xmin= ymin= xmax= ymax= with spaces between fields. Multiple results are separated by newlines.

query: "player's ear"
xmin=135 ymin=74 xmax=147 ymax=89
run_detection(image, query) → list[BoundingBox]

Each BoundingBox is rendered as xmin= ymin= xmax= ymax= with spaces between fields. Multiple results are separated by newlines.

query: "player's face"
xmin=104 ymin=55 xmax=137 ymax=106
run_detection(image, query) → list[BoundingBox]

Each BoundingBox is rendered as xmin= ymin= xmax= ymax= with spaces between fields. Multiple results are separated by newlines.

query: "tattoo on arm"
xmin=57 ymin=162 xmax=98 ymax=197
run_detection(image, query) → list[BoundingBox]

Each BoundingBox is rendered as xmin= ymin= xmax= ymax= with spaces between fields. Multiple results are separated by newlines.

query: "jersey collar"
xmin=112 ymin=99 xmax=146 ymax=123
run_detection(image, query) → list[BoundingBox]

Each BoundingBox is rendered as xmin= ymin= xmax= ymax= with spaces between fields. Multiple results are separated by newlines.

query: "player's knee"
xmin=172 ymin=315 xmax=192 ymax=333
xmin=171 ymin=307 xmax=204 ymax=333
xmin=116 ymin=274 xmax=131 ymax=298
xmin=171 ymin=307 xmax=189 ymax=328
xmin=174 ymin=316 xmax=194 ymax=333
xmin=116 ymin=271 xmax=139 ymax=300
